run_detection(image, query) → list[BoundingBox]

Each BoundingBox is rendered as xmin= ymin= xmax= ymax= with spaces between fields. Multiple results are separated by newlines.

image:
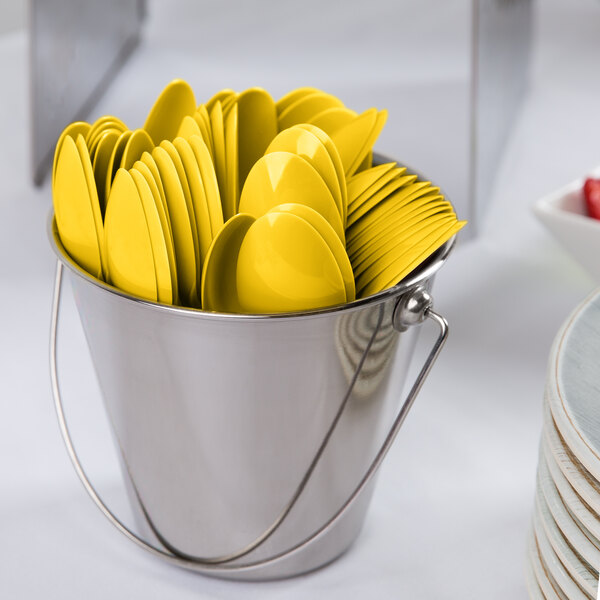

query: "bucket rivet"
xmin=392 ymin=286 xmax=433 ymax=332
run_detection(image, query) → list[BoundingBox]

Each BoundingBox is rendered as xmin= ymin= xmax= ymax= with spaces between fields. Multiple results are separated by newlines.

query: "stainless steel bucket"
xmin=49 ymin=157 xmax=455 ymax=580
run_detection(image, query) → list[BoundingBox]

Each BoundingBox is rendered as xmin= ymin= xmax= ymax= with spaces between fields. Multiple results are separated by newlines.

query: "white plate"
xmin=535 ymin=469 xmax=598 ymax=597
xmin=526 ymin=529 xmax=556 ymax=600
xmin=533 ymin=165 xmax=600 ymax=281
xmin=532 ymin=506 xmax=590 ymax=600
xmin=542 ymin=425 xmax=600 ymax=544
xmin=545 ymin=290 xmax=600 ymax=483
xmin=529 ymin=525 xmax=570 ymax=600
xmin=543 ymin=402 xmax=600 ymax=516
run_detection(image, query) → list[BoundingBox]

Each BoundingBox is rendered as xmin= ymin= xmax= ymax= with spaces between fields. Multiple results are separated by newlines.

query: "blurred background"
xmin=1 ymin=0 xmax=600 ymax=597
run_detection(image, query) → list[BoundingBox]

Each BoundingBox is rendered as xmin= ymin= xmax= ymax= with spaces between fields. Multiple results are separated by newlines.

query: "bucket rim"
xmin=48 ymin=154 xmax=458 ymax=321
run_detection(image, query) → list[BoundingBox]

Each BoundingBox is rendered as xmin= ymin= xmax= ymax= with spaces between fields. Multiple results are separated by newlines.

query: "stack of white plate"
xmin=526 ymin=291 xmax=600 ymax=599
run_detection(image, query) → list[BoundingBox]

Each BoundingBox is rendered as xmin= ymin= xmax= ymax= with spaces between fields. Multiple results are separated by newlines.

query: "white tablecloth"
xmin=1 ymin=0 xmax=599 ymax=597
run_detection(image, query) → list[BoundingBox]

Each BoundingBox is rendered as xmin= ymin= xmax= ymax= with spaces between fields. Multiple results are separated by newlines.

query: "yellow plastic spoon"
xmin=278 ymin=92 xmax=344 ymax=131
xmin=237 ymin=87 xmax=278 ymax=188
xmin=346 ymin=173 xmax=416 ymax=228
xmin=152 ymin=145 xmax=198 ymax=306
xmin=346 ymin=163 xmax=397 ymax=205
xmin=308 ymin=106 xmax=357 ymax=135
xmin=352 ymin=213 xmax=456 ymax=279
xmin=209 ymin=101 xmax=227 ymax=218
xmin=349 ymin=199 xmax=450 ymax=264
xmin=347 ymin=184 xmax=439 ymax=248
xmin=53 ymin=135 xmax=102 ymax=279
xmin=130 ymin=169 xmax=173 ymax=304
xmin=295 ymin=123 xmax=348 ymax=225
xmin=160 ymin=140 xmax=202 ymax=287
xmin=224 ymin=102 xmax=239 ymax=220
xmin=176 ymin=115 xmax=202 ymax=140
xmin=104 ymin=168 xmax=157 ymax=301
xmin=173 ymin=137 xmax=213 ymax=265
xmin=205 ymin=89 xmax=236 ymax=113
xmin=201 ymin=213 xmax=255 ymax=312
xmin=144 ymin=79 xmax=196 ymax=145
xmin=269 ymin=203 xmax=355 ymax=302
xmin=75 ymin=134 xmax=107 ymax=279
xmin=133 ymin=159 xmax=179 ymax=304
xmin=355 ymin=216 xmax=458 ymax=292
xmin=188 ymin=135 xmax=224 ymax=236
xmin=193 ymin=106 xmax=214 ymax=159
xmin=346 ymin=109 xmax=387 ymax=177
xmin=238 ymin=151 xmax=344 ymax=242
xmin=85 ymin=115 xmax=126 ymax=147
xmin=92 ymin=130 xmax=120 ymax=214
xmin=236 ymin=211 xmax=346 ymax=314
xmin=275 ymin=87 xmax=322 ymax=115
xmin=105 ymin=130 xmax=132 ymax=199
xmin=360 ymin=221 xmax=466 ymax=298
xmin=120 ymin=129 xmax=154 ymax=170
xmin=265 ymin=126 xmax=344 ymax=224
xmin=52 ymin=121 xmax=90 ymax=187
xmin=347 ymin=166 xmax=409 ymax=214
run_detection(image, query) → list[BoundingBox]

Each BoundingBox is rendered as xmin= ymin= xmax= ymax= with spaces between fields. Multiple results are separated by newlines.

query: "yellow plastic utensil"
xmin=105 ymin=130 xmax=132 ymax=199
xmin=75 ymin=134 xmax=107 ymax=279
xmin=221 ymin=92 xmax=238 ymax=118
xmin=160 ymin=140 xmax=202 ymax=270
xmin=278 ymin=92 xmax=345 ymax=131
xmin=347 ymin=162 xmax=397 ymax=205
xmin=349 ymin=198 xmax=450 ymax=264
xmin=152 ymin=145 xmax=198 ymax=306
xmin=238 ymin=151 xmax=344 ymax=242
xmin=294 ymin=123 xmax=348 ymax=225
xmin=193 ymin=106 xmax=214 ymax=159
xmin=201 ymin=213 xmax=255 ymax=312
xmin=188 ymin=135 xmax=224 ymax=236
xmin=352 ymin=212 xmax=456 ymax=279
xmin=140 ymin=151 xmax=176 ymax=258
xmin=347 ymin=184 xmax=440 ymax=250
xmin=130 ymin=169 xmax=173 ymax=304
xmin=173 ymin=137 xmax=213 ymax=265
xmin=88 ymin=127 xmax=122 ymax=164
xmin=346 ymin=173 xmax=415 ymax=229
xmin=224 ymin=102 xmax=239 ymax=220
xmin=275 ymin=87 xmax=322 ymax=115
xmin=144 ymin=79 xmax=196 ymax=144
xmin=209 ymin=101 xmax=228 ymax=218
xmin=355 ymin=216 xmax=458 ymax=293
xmin=177 ymin=115 xmax=202 ymax=140
xmin=52 ymin=121 xmax=90 ymax=187
xmin=85 ymin=115 xmax=126 ymax=147
xmin=91 ymin=130 xmax=120 ymax=215
xmin=308 ymin=106 xmax=356 ymax=135
xmin=53 ymin=135 xmax=102 ymax=279
xmin=236 ymin=211 xmax=347 ymax=314
xmin=347 ymin=167 xmax=409 ymax=216
xmin=237 ymin=87 xmax=278 ymax=188
xmin=360 ymin=221 xmax=466 ymax=298
xmin=347 ymin=110 xmax=387 ymax=177
xmin=120 ymin=129 xmax=154 ymax=170
xmin=270 ymin=203 xmax=355 ymax=302
xmin=331 ymin=108 xmax=387 ymax=177
xmin=133 ymin=158 xmax=179 ymax=303
xmin=104 ymin=169 xmax=157 ymax=301
xmin=205 ymin=89 xmax=236 ymax=113
xmin=265 ymin=126 xmax=344 ymax=224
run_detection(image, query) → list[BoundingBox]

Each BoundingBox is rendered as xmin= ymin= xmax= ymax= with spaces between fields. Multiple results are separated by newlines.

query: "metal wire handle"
xmin=50 ymin=260 xmax=448 ymax=575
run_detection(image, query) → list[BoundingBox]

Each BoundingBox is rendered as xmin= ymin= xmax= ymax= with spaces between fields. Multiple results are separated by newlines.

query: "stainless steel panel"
xmin=29 ymin=0 xmax=144 ymax=185
xmin=471 ymin=0 xmax=533 ymax=233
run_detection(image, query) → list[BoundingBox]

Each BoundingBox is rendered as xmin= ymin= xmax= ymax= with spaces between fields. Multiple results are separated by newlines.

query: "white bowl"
xmin=533 ymin=166 xmax=600 ymax=281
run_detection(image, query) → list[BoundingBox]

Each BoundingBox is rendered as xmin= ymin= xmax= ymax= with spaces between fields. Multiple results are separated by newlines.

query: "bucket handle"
xmin=50 ymin=260 xmax=448 ymax=575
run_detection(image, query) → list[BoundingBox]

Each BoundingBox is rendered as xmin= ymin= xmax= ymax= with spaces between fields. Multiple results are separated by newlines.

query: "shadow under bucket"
xmin=49 ymin=158 xmax=455 ymax=581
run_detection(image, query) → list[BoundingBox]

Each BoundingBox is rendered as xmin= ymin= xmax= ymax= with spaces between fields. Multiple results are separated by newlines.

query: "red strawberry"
xmin=583 ymin=178 xmax=600 ymax=220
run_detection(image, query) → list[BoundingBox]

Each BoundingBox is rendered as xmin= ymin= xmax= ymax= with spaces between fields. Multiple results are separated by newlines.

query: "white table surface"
xmin=2 ymin=0 xmax=600 ymax=597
